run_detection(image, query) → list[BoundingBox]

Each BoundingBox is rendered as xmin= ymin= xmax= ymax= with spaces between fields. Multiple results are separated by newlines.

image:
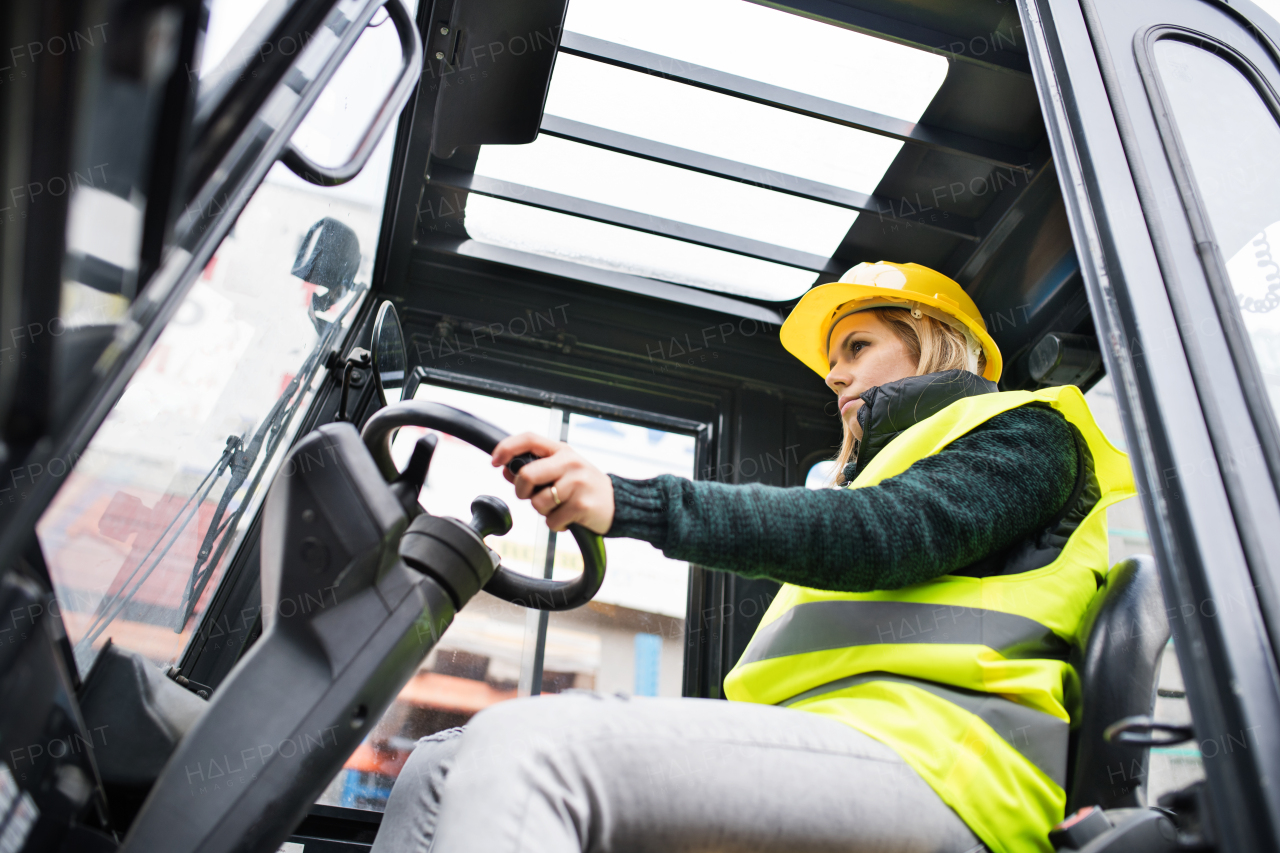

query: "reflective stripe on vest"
xmin=722 ymin=384 xmax=1136 ymax=853
xmin=736 ymin=600 xmax=1071 ymax=668
xmin=779 ymin=672 xmax=1069 ymax=787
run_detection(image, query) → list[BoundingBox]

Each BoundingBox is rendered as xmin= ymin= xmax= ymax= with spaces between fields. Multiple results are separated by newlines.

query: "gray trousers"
xmin=370 ymin=691 xmax=986 ymax=853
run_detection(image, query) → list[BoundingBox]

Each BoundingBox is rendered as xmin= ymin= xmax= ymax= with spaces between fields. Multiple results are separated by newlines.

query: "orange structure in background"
xmin=342 ymin=670 xmax=518 ymax=778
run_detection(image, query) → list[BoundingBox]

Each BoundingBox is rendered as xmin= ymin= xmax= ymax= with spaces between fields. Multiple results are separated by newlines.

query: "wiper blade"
xmin=71 ymin=285 xmax=365 ymax=664
xmin=175 ymin=285 xmax=366 ymax=628
xmin=73 ymin=436 xmax=241 ymax=660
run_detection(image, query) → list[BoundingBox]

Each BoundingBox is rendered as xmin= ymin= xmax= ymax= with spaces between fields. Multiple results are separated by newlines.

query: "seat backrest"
xmin=1065 ymin=555 xmax=1171 ymax=813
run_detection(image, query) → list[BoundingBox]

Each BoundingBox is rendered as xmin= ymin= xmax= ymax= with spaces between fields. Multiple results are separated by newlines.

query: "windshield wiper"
xmin=72 ymin=284 xmax=365 ymax=662
xmin=175 ymin=296 xmax=360 ymax=626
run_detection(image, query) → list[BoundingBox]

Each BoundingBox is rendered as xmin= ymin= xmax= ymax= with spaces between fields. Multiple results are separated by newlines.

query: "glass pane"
xmin=545 ymin=54 xmax=906 ymax=195
xmin=199 ymin=0 xmax=276 ymax=79
xmin=805 ymin=460 xmax=837 ymax=489
xmin=474 ymin=135 xmax=857 ymax=257
xmin=1154 ymin=39 xmax=1280 ymax=430
xmin=563 ymin=0 xmax=949 ymax=123
xmin=540 ymin=415 xmax=696 ymax=697
xmin=465 ymin=195 xmax=818 ymax=300
xmin=287 ymin=4 xmax=408 ymax=171
xmin=462 ymin=0 xmax=948 ymax=302
xmin=37 ymin=76 xmax=407 ymax=676
xmin=320 ymin=383 xmax=560 ymax=811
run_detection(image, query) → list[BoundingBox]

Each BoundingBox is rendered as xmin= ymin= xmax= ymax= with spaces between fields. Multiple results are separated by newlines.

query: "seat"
xmin=1065 ymin=555 xmax=1172 ymax=813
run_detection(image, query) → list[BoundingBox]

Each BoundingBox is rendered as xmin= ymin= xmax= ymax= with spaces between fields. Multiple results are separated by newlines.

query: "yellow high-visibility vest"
xmin=723 ymin=385 xmax=1134 ymax=853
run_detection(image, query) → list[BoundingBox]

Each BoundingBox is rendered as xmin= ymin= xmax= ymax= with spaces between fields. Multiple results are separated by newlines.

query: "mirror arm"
xmin=336 ymin=347 xmax=372 ymax=422
xmin=403 ymin=365 xmax=422 ymax=403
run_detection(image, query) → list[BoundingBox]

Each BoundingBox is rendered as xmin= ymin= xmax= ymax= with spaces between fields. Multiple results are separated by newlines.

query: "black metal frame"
xmin=1133 ymin=24 xmax=1280 ymax=509
xmin=1019 ymin=0 xmax=1280 ymax=847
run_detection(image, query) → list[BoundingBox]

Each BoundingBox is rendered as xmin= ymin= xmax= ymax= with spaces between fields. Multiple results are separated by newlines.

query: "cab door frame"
xmin=1019 ymin=0 xmax=1280 ymax=846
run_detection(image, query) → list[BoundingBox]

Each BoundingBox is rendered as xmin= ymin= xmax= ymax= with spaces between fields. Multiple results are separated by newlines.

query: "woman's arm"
xmin=606 ymin=406 xmax=1079 ymax=592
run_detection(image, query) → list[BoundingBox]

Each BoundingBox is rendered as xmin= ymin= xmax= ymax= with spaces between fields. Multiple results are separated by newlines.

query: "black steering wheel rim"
xmin=360 ymin=400 xmax=606 ymax=611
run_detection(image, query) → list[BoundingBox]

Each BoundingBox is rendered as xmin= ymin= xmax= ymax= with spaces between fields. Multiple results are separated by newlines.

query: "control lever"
xmin=469 ymin=495 xmax=513 ymax=538
xmin=389 ymin=433 xmax=437 ymax=515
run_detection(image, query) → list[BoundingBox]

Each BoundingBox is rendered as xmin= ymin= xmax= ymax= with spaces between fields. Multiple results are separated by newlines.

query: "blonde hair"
xmin=828 ymin=308 xmax=987 ymax=486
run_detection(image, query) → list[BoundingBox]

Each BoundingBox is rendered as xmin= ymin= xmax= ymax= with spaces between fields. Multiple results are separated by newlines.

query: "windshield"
xmin=35 ymin=4 xmax=412 ymax=676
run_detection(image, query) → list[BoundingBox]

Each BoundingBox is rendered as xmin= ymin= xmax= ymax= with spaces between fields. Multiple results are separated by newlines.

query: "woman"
xmin=370 ymin=261 xmax=1133 ymax=853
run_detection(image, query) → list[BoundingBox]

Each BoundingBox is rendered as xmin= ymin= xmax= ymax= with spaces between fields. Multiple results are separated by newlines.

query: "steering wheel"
xmin=360 ymin=400 xmax=606 ymax=610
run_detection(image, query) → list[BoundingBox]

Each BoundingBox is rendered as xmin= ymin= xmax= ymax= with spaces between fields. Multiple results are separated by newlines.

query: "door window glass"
xmin=36 ymin=12 xmax=410 ymax=676
xmin=1083 ymin=376 xmax=1204 ymax=798
xmin=320 ymin=384 xmax=696 ymax=810
xmin=198 ymin=0 xmax=276 ymax=79
xmin=540 ymin=415 xmax=694 ymax=698
xmin=1153 ymin=39 xmax=1280 ymax=430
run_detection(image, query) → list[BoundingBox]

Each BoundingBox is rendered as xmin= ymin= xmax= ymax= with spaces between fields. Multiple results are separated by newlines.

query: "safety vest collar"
xmin=847 ymin=369 xmax=998 ymax=482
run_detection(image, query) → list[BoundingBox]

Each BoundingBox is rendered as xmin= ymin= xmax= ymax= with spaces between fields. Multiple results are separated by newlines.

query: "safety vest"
xmin=723 ymin=385 xmax=1134 ymax=853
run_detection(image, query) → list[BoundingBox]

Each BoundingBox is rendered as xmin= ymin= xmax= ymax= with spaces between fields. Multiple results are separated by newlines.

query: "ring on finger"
xmin=550 ymin=484 xmax=562 ymax=507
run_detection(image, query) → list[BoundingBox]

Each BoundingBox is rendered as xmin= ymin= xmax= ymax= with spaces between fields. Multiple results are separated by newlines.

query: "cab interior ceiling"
xmin=401 ymin=0 xmax=1097 ymax=395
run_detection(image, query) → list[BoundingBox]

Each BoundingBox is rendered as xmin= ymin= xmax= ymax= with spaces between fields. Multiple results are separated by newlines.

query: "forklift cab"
xmin=2 ymin=0 xmax=1280 ymax=850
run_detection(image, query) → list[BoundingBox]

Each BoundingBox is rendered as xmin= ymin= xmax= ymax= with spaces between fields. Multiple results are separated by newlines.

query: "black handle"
xmin=1103 ymin=715 xmax=1195 ymax=747
xmin=506 ymin=451 xmax=550 ymax=494
xmin=281 ymin=0 xmax=423 ymax=186
xmin=360 ymin=400 xmax=606 ymax=610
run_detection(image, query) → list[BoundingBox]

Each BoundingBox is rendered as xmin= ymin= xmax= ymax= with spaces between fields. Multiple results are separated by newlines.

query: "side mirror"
xmin=293 ymin=218 xmax=362 ymax=332
xmin=371 ymin=301 xmax=408 ymax=405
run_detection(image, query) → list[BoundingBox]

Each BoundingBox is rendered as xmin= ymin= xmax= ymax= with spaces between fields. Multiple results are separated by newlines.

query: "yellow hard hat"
xmin=780 ymin=261 xmax=1003 ymax=382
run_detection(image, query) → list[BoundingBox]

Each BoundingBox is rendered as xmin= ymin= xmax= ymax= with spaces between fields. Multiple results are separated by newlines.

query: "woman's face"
xmin=825 ymin=311 xmax=919 ymax=439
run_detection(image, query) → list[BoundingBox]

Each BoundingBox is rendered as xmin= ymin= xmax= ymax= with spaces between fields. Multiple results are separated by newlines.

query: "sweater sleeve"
xmin=605 ymin=406 xmax=1078 ymax=592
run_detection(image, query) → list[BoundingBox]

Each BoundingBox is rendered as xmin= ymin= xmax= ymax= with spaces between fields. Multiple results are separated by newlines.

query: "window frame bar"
xmin=418 ymin=234 xmax=798 ymax=316
xmin=539 ymin=115 xmax=981 ymax=242
xmin=430 ymin=164 xmax=846 ymax=273
xmin=558 ymin=31 xmax=1034 ymax=173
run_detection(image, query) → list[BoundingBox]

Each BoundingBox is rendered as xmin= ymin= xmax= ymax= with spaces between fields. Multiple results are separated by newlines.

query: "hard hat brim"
xmin=781 ymin=281 xmax=1003 ymax=382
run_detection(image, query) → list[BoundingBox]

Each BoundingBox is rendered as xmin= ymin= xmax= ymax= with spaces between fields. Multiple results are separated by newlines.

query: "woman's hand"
xmin=491 ymin=432 xmax=615 ymax=535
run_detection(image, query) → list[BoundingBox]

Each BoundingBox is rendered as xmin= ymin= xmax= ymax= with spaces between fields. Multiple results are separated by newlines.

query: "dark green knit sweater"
xmin=605 ymin=405 xmax=1079 ymax=593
